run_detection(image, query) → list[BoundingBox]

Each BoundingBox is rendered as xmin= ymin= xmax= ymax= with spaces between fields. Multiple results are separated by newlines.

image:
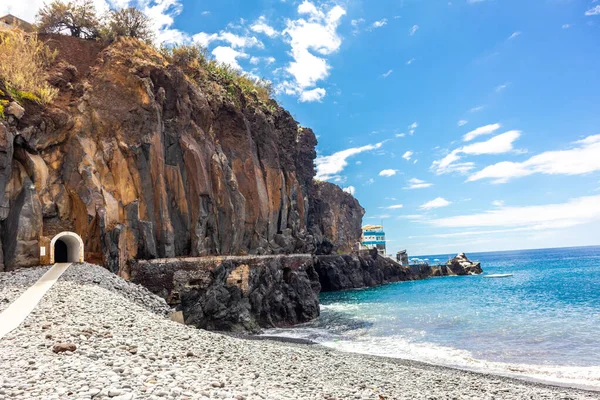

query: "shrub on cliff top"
xmin=160 ymin=43 xmax=274 ymax=109
xmin=103 ymin=7 xmax=154 ymax=43
xmin=37 ymin=0 xmax=101 ymax=39
xmin=0 ymin=30 xmax=58 ymax=104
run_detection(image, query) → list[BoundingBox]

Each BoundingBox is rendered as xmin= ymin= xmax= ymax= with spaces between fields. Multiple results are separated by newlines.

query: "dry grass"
xmin=160 ymin=44 xmax=274 ymax=111
xmin=0 ymin=30 xmax=59 ymax=105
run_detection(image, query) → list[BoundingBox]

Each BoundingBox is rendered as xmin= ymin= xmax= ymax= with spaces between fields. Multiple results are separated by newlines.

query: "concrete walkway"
xmin=0 ymin=263 xmax=72 ymax=338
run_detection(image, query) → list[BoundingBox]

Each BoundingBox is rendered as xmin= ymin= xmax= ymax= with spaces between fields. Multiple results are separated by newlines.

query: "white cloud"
xmin=212 ymin=46 xmax=248 ymax=70
xmin=395 ymin=133 xmax=406 ymax=138
xmin=381 ymin=204 xmax=404 ymax=210
xmin=382 ymin=69 xmax=393 ymax=78
xmin=402 ymin=151 xmax=413 ymax=161
xmin=495 ymin=83 xmax=508 ymax=92
xmin=420 ymin=197 xmax=452 ymax=210
xmin=585 ymin=5 xmax=600 ymax=16
xmin=508 ymin=31 xmax=521 ymax=40
xmin=379 ymin=169 xmax=398 ymax=177
xmin=299 ymin=87 xmax=326 ymax=102
xmin=492 ymin=200 xmax=505 ymax=207
xmin=463 ymin=123 xmax=501 ymax=141
xmin=470 ymin=105 xmax=485 ymax=113
xmin=562 ymin=24 xmax=571 ymax=29
xmin=409 ymin=25 xmax=419 ymax=36
xmin=468 ymin=134 xmax=600 ymax=183
xmin=404 ymin=178 xmax=433 ymax=189
xmin=219 ymin=32 xmax=263 ymax=49
xmin=281 ymin=1 xmax=346 ymax=100
xmin=251 ymin=16 xmax=278 ymax=37
xmin=432 ymin=130 xmax=521 ymax=175
xmin=315 ymin=142 xmax=383 ymax=181
xmin=406 ymin=58 xmax=415 ymax=65
xmin=428 ymin=195 xmax=600 ymax=231
xmin=201 ymin=10 xmax=210 ymax=15
xmin=458 ymin=120 xmax=468 ymax=127
xmin=372 ymin=19 xmax=387 ymax=28
xmin=192 ymin=32 xmax=220 ymax=47
xmin=467 ymin=0 xmax=485 ymax=3
xmin=342 ymin=186 xmax=356 ymax=196
xmin=409 ymin=122 xmax=418 ymax=129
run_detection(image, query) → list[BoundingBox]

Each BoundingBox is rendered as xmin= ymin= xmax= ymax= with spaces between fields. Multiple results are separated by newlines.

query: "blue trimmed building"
xmin=361 ymin=225 xmax=386 ymax=256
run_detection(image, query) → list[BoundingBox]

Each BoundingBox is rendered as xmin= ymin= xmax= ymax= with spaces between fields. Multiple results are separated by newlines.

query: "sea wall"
xmin=130 ymin=255 xmax=320 ymax=333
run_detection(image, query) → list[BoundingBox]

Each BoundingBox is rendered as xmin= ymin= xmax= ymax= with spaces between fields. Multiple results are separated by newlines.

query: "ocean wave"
xmin=261 ymin=328 xmax=600 ymax=390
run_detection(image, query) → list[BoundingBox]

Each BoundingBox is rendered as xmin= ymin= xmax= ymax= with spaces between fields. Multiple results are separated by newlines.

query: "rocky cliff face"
xmin=0 ymin=35 xmax=364 ymax=272
xmin=130 ymin=255 xmax=320 ymax=333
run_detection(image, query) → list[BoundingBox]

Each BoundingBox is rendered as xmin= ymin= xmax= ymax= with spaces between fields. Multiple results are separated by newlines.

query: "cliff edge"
xmin=0 ymin=35 xmax=363 ymax=272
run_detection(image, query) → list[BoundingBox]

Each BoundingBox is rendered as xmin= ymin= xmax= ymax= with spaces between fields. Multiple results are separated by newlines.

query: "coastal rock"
xmin=446 ymin=253 xmax=482 ymax=275
xmin=130 ymin=255 xmax=320 ymax=333
xmin=315 ymin=252 xmax=482 ymax=292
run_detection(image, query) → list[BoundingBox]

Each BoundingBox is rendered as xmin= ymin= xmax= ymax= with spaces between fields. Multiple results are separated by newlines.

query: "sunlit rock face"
xmin=0 ymin=35 xmax=364 ymax=272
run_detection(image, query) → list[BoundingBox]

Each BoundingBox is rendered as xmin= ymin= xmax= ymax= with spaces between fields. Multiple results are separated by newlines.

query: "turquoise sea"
xmin=264 ymin=246 xmax=600 ymax=389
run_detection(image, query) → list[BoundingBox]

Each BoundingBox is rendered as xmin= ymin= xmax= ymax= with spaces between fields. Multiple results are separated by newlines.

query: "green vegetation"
xmin=0 ymin=30 xmax=58 ymax=104
xmin=37 ymin=1 xmax=154 ymax=43
xmin=160 ymin=44 xmax=275 ymax=112
xmin=103 ymin=7 xmax=154 ymax=43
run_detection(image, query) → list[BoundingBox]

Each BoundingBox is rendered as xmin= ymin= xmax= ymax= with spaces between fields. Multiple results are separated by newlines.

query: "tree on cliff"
xmin=36 ymin=0 xmax=101 ymax=39
xmin=104 ymin=7 xmax=154 ymax=43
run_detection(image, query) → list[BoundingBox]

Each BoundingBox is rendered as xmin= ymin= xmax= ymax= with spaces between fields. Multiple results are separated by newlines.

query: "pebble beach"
xmin=1 ymin=264 xmax=598 ymax=400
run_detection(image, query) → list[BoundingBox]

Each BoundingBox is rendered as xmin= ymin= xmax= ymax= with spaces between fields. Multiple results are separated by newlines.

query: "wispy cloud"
xmin=382 ymin=69 xmax=393 ymax=78
xmin=428 ymin=195 xmax=600 ymax=230
xmin=380 ymin=204 xmax=404 ymax=210
xmin=458 ymin=120 xmax=468 ymax=127
xmin=379 ymin=169 xmax=398 ymax=177
xmin=468 ymin=134 xmax=600 ymax=183
xmin=406 ymin=58 xmax=415 ymax=65
xmin=404 ymin=178 xmax=433 ymax=189
xmin=495 ymin=83 xmax=508 ymax=92
xmin=562 ymin=24 xmax=571 ymax=29
xmin=432 ymin=130 xmax=521 ymax=175
xmin=492 ymin=200 xmax=505 ymax=207
xmin=420 ymin=197 xmax=452 ymax=210
xmin=250 ymin=16 xmax=278 ymax=37
xmin=463 ymin=123 xmax=501 ymax=142
xmin=402 ymin=151 xmax=413 ymax=161
xmin=470 ymin=105 xmax=485 ymax=113
xmin=372 ymin=18 xmax=388 ymax=28
xmin=508 ymin=31 xmax=521 ymax=40
xmin=409 ymin=25 xmax=419 ymax=36
xmin=316 ymin=142 xmax=383 ymax=181
xmin=585 ymin=5 xmax=600 ymax=16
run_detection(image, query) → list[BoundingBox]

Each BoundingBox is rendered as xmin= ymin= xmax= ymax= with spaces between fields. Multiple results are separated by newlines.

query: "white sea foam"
xmin=263 ymin=328 xmax=600 ymax=390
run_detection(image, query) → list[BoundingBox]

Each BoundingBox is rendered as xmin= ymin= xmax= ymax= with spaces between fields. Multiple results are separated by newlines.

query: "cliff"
xmin=0 ymin=35 xmax=364 ymax=272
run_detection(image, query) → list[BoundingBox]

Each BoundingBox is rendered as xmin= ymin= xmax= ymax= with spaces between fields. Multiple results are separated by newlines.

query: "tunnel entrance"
xmin=50 ymin=232 xmax=84 ymax=264
xmin=54 ymin=239 xmax=68 ymax=262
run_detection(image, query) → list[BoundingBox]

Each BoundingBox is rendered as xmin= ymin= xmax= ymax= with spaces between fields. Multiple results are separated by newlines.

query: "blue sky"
xmin=4 ymin=0 xmax=600 ymax=255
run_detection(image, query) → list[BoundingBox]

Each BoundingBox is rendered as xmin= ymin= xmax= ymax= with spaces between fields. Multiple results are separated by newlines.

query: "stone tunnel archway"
xmin=50 ymin=232 xmax=84 ymax=264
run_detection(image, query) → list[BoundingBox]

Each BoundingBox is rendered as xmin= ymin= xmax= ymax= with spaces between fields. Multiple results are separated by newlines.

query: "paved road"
xmin=0 ymin=263 xmax=72 ymax=338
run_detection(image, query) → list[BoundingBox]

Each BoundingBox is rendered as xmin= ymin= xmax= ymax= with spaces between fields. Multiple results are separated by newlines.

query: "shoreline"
xmin=1 ymin=264 xmax=599 ymax=399
xmin=247 ymin=334 xmax=600 ymax=394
